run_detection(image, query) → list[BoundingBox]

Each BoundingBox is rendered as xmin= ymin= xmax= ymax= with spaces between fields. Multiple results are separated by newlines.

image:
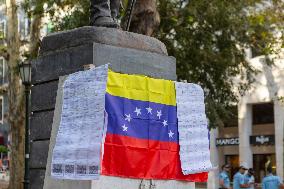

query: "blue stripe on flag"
xmin=105 ymin=93 xmax=178 ymax=143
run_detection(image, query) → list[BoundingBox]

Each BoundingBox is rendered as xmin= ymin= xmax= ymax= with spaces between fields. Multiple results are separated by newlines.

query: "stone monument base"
xmin=31 ymin=26 xmax=194 ymax=189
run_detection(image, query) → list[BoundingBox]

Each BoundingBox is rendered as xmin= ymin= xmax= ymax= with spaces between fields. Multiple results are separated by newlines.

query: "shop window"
xmin=223 ymin=105 xmax=238 ymax=127
xmin=225 ymin=155 xmax=239 ymax=180
xmin=252 ymin=103 xmax=274 ymax=125
xmin=253 ymin=154 xmax=276 ymax=183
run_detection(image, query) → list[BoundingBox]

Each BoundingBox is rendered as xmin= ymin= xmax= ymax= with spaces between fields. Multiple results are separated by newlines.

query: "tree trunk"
xmin=6 ymin=0 xmax=25 ymax=189
xmin=29 ymin=13 xmax=42 ymax=58
xmin=127 ymin=0 xmax=160 ymax=36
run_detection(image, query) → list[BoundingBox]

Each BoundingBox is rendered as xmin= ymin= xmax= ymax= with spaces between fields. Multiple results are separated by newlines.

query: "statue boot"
xmin=110 ymin=0 xmax=121 ymax=25
xmin=90 ymin=0 xmax=120 ymax=28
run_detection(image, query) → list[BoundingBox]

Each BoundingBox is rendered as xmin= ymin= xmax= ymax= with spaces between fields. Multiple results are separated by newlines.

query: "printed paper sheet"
xmin=175 ymin=82 xmax=213 ymax=175
xmin=51 ymin=64 xmax=108 ymax=180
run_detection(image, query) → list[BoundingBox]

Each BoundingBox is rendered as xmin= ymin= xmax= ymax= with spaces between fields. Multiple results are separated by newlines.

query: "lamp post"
xmin=19 ymin=62 xmax=31 ymax=189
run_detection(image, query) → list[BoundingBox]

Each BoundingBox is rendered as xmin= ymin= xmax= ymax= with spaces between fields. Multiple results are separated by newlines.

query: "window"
xmin=252 ymin=103 xmax=274 ymax=125
xmin=253 ymin=154 xmax=276 ymax=183
xmin=0 ymin=57 xmax=4 ymax=85
xmin=0 ymin=96 xmax=3 ymax=124
xmin=0 ymin=20 xmax=6 ymax=39
xmin=18 ymin=13 xmax=30 ymax=39
xmin=225 ymin=155 xmax=239 ymax=180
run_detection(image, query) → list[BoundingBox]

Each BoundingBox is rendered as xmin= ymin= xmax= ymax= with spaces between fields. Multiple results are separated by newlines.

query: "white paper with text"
xmin=51 ymin=64 xmax=108 ymax=180
xmin=175 ymin=82 xmax=213 ymax=175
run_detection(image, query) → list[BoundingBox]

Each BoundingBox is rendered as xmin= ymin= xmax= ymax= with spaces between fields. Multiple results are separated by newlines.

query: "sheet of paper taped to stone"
xmin=51 ymin=64 xmax=108 ymax=180
xmin=101 ymin=70 xmax=208 ymax=181
xmin=175 ymin=82 xmax=213 ymax=175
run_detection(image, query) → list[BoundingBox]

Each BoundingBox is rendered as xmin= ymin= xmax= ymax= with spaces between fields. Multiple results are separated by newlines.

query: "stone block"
xmin=30 ymin=111 xmax=54 ymax=141
xmin=30 ymin=169 xmax=46 ymax=189
xmin=30 ymin=140 xmax=50 ymax=169
xmin=93 ymin=43 xmax=176 ymax=80
xmin=32 ymin=44 xmax=92 ymax=84
xmin=40 ymin=26 xmax=167 ymax=56
xmin=31 ymin=81 xmax=58 ymax=112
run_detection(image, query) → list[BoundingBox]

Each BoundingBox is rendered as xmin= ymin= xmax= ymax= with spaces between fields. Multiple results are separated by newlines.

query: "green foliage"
xmin=24 ymin=0 xmax=284 ymax=128
xmin=49 ymin=0 xmax=90 ymax=31
xmin=278 ymin=96 xmax=284 ymax=103
xmin=0 ymin=145 xmax=8 ymax=153
xmin=156 ymin=0 xmax=284 ymax=128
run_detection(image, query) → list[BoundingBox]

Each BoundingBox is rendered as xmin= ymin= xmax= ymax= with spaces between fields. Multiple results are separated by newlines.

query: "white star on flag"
xmin=168 ymin=130 xmax=174 ymax=138
xmin=157 ymin=110 xmax=162 ymax=119
xmin=134 ymin=107 xmax=142 ymax=116
xmin=125 ymin=114 xmax=131 ymax=122
xmin=146 ymin=107 xmax=152 ymax=114
xmin=122 ymin=124 xmax=128 ymax=132
xmin=162 ymin=120 xmax=168 ymax=127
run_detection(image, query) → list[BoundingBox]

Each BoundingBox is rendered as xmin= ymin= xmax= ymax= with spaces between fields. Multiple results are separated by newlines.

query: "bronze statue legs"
xmin=90 ymin=0 xmax=120 ymax=28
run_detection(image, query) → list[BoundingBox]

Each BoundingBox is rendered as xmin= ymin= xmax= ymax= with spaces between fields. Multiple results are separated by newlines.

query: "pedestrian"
xmin=233 ymin=163 xmax=250 ymax=189
xmin=262 ymin=166 xmax=284 ymax=189
xmin=219 ymin=164 xmax=231 ymax=189
xmin=245 ymin=168 xmax=255 ymax=189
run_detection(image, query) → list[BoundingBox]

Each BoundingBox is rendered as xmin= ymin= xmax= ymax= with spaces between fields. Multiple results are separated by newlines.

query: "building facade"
xmin=0 ymin=3 xmax=10 ymax=147
xmin=209 ymin=53 xmax=284 ymax=187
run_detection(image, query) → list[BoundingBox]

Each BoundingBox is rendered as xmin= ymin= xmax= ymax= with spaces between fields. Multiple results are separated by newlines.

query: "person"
xmin=219 ymin=164 xmax=231 ymax=189
xmin=244 ymin=168 xmax=255 ymax=189
xmin=90 ymin=0 xmax=121 ymax=28
xmin=262 ymin=166 xmax=284 ymax=189
xmin=233 ymin=163 xmax=250 ymax=189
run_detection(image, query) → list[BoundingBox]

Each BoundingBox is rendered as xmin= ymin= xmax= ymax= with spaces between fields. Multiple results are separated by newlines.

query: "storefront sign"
xmin=216 ymin=137 xmax=239 ymax=146
xmin=250 ymin=135 xmax=275 ymax=145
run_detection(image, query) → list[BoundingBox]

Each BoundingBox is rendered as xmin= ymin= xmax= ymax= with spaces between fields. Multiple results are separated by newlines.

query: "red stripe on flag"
xmin=101 ymin=133 xmax=208 ymax=182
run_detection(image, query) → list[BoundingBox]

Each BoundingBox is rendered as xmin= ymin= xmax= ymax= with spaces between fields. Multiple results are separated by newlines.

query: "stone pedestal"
xmin=30 ymin=26 xmax=194 ymax=189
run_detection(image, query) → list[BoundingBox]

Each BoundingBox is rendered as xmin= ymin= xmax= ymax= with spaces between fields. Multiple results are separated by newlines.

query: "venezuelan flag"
xmin=101 ymin=70 xmax=208 ymax=181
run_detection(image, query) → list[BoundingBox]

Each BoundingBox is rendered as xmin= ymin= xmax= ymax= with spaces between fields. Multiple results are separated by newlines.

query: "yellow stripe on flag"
xmin=106 ymin=70 xmax=176 ymax=106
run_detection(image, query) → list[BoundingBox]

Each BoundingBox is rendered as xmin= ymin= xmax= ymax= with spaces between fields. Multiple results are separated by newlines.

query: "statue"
xmin=90 ymin=0 xmax=121 ymax=28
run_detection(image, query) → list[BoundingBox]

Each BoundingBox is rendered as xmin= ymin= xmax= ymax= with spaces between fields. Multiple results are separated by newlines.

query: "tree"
xmin=45 ymin=0 xmax=283 ymax=128
xmin=155 ymin=0 xmax=284 ymax=128
xmin=125 ymin=0 xmax=160 ymax=36
xmin=5 ymin=0 xmax=25 ymax=188
xmin=1 ymin=0 xmax=45 ymax=188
